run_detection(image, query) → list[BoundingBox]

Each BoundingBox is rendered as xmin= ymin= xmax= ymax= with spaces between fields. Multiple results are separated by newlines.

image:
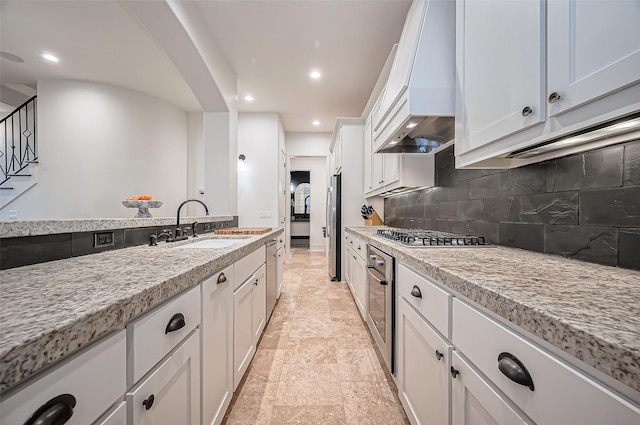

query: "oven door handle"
xmin=367 ymin=267 xmax=388 ymax=286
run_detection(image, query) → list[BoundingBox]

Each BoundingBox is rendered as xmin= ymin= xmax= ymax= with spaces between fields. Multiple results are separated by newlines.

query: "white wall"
xmin=2 ymin=80 xmax=189 ymax=220
xmin=289 ymin=156 xmax=327 ymax=251
xmin=286 ymin=132 xmax=331 ymax=156
xmin=237 ymin=113 xmax=280 ymax=227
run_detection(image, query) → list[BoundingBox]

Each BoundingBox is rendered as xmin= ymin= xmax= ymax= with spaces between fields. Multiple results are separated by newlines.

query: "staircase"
xmin=0 ymin=95 xmax=38 ymax=209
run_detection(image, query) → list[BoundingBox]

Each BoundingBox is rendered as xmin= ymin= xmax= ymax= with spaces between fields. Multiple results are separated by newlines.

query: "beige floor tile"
xmin=336 ymin=348 xmax=387 ymax=382
xmin=245 ymin=349 xmax=285 ymax=383
xmin=275 ymin=363 xmax=342 ymax=406
xmin=284 ymin=336 xmax=337 ymax=365
xmin=223 ymin=381 xmax=279 ymax=425
xmin=270 ymin=406 xmax=347 ymax=424
xmin=341 ymin=382 xmax=409 ymax=425
xmin=290 ymin=317 xmax=333 ymax=338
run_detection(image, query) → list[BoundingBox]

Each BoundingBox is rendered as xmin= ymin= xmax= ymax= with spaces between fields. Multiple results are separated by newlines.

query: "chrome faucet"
xmin=175 ymin=199 xmax=209 ymax=241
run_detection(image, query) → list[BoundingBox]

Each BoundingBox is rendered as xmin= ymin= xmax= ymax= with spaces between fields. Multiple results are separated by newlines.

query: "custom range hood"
xmin=372 ymin=0 xmax=455 ymax=154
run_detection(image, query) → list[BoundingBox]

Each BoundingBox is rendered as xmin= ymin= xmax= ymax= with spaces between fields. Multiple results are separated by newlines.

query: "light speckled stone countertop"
xmin=0 ymin=229 xmax=282 ymax=392
xmin=347 ymin=226 xmax=640 ymax=395
xmin=0 ymin=215 xmax=234 ymax=238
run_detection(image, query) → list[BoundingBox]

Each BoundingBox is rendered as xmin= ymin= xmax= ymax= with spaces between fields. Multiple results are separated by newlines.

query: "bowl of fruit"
xmin=122 ymin=194 xmax=163 ymax=218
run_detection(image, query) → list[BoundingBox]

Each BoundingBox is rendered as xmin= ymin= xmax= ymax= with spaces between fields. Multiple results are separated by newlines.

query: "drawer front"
xmin=234 ymin=246 xmax=265 ymax=290
xmin=452 ymin=299 xmax=640 ymax=425
xmin=127 ymin=330 xmax=200 ymax=425
xmin=128 ymin=285 xmax=200 ymax=385
xmin=351 ymin=236 xmax=367 ymax=261
xmin=1 ymin=330 xmax=126 ymax=425
xmin=95 ymin=401 xmax=127 ymax=425
xmin=397 ymin=264 xmax=451 ymax=338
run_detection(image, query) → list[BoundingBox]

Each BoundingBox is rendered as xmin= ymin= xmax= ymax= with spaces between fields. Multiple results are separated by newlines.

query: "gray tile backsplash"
xmin=385 ymin=140 xmax=640 ymax=270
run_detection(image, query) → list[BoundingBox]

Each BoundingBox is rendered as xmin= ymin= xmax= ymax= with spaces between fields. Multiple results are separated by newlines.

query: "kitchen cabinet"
xmin=456 ymin=0 xmax=640 ymax=168
xmin=0 ymin=330 xmax=126 ymax=425
xmin=345 ymin=234 xmax=367 ymax=319
xmin=397 ymin=297 xmax=451 ymax=425
xmin=276 ymin=237 xmax=285 ymax=299
xmin=451 ymin=351 xmax=531 ymax=425
xmin=201 ymin=266 xmax=233 ymax=425
xmin=331 ymin=127 xmax=343 ymax=174
xmin=233 ymin=258 xmax=267 ymax=390
xmin=127 ymin=330 xmax=200 ymax=425
xmin=452 ymin=298 xmax=640 ymax=425
xmin=364 ymin=116 xmax=373 ymax=193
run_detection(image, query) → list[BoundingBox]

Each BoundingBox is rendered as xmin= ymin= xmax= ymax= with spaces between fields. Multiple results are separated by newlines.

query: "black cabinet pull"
xmin=548 ymin=91 xmax=561 ymax=103
xmin=165 ymin=313 xmax=186 ymax=334
xmin=217 ymin=273 xmax=227 ymax=284
xmin=450 ymin=366 xmax=460 ymax=379
xmin=142 ymin=394 xmax=155 ymax=410
xmin=435 ymin=350 xmax=444 ymax=361
xmin=254 ymin=278 xmax=259 ymax=286
xmin=498 ymin=352 xmax=535 ymax=391
xmin=410 ymin=285 xmax=422 ymax=298
xmin=521 ymin=106 xmax=533 ymax=117
xmin=24 ymin=394 xmax=76 ymax=425
xmin=379 ymin=280 xmax=388 ymax=286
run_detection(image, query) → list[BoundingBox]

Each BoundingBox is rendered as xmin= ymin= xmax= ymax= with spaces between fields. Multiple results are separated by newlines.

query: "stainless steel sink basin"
xmin=174 ymin=238 xmax=246 ymax=249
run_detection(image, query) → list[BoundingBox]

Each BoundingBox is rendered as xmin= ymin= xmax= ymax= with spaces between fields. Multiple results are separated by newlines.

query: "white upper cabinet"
xmin=456 ymin=0 xmax=640 ymax=168
xmin=364 ymin=115 xmax=374 ymax=194
xmin=547 ymin=0 xmax=640 ymax=117
xmin=455 ymin=0 xmax=546 ymax=155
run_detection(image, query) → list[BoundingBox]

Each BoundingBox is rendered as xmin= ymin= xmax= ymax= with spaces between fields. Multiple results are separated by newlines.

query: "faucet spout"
xmin=176 ymin=199 xmax=209 ymax=240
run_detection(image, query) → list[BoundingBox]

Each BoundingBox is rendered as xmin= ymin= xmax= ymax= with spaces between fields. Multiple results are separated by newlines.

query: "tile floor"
xmin=222 ymin=249 xmax=410 ymax=425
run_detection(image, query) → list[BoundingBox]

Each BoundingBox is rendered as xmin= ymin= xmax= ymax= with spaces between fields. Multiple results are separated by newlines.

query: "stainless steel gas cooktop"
xmin=375 ymin=228 xmax=491 ymax=248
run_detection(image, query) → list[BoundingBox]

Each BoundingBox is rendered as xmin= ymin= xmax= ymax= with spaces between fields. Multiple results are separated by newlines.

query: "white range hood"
xmin=372 ymin=0 xmax=455 ymax=154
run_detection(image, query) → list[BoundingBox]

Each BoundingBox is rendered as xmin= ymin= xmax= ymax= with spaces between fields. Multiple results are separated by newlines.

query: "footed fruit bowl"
xmin=122 ymin=200 xmax=163 ymax=218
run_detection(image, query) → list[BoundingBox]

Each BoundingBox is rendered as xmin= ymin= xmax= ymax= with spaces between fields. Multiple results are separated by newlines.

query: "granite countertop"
xmin=0 ymin=215 xmax=234 ymax=238
xmin=0 ymin=228 xmax=283 ymax=392
xmin=346 ymin=226 xmax=640 ymax=395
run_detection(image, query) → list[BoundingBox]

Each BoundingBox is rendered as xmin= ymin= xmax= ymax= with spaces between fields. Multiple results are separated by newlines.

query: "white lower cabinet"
xmin=0 ymin=330 xmax=126 ymax=425
xmin=96 ymin=401 xmax=127 ymax=425
xmin=233 ymin=264 xmax=266 ymax=390
xmin=352 ymin=253 xmax=368 ymax=318
xmin=451 ymin=351 xmax=532 ymax=425
xmin=201 ymin=266 xmax=233 ymax=425
xmin=127 ymin=330 xmax=200 ymax=425
xmin=397 ymin=297 xmax=450 ymax=425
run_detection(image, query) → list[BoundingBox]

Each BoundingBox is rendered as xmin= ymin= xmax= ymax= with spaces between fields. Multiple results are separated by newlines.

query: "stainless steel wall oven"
xmin=366 ymin=245 xmax=395 ymax=374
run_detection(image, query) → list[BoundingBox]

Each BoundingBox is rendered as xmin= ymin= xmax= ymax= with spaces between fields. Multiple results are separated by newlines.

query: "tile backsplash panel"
xmin=384 ymin=141 xmax=640 ymax=270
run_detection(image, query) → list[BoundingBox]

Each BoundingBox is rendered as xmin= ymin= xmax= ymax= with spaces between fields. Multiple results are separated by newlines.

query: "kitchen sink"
xmin=174 ymin=237 xmax=246 ymax=249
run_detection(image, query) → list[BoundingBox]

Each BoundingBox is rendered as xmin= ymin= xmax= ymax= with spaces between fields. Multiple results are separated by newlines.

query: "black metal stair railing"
xmin=1 ymin=95 xmax=38 ymax=185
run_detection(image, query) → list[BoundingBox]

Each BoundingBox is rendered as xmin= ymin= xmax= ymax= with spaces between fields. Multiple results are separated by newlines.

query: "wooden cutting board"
xmin=215 ymin=227 xmax=272 ymax=235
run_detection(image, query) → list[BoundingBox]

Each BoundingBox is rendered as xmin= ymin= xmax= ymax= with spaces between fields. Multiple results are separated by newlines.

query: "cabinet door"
xmin=201 ymin=267 xmax=233 ymax=425
xmin=364 ymin=116 xmax=373 ymax=193
xmin=128 ymin=330 xmax=200 ymax=425
xmin=382 ymin=154 xmax=399 ymax=186
xmin=276 ymin=247 xmax=284 ymax=299
xmin=344 ymin=245 xmax=352 ymax=287
xmin=353 ymin=255 xmax=368 ymax=319
xmin=547 ymin=0 xmax=640 ymax=117
xmin=456 ymin=0 xmax=546 ymax=154
xmin=372 ymin=154 xmax=384 ymax=189
xmin=451 ymin=352 xmax=532 ymax=425
xmin=334 ymin=128 xmax=343 ymax=173
xmin=233 ymin=276 xmax=256 ymax=390
xmin=253 ymin=264 xmax=267 ymax=342
xmin=397 ymin=298 xmax=450 ymax=425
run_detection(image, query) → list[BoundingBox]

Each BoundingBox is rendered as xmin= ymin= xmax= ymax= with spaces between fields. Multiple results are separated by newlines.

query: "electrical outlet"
xmin=260 ymin=211 xmax=272 ymax=218
xmin=94 ymin=232 xmax=115 ymax=247
xmin=8 ymin=210 xmax=18 ymax=219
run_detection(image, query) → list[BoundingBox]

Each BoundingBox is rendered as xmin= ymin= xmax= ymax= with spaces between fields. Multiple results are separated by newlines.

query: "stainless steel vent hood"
xmin=372 ymin=0 xmax=455 ymax=154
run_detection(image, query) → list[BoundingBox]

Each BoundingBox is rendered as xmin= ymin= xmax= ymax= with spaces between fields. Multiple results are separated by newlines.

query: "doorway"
xmin=290 ymin=170 xmax=310 ymax=248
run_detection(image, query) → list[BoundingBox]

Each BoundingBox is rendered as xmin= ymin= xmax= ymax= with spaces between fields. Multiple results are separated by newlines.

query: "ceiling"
xmin=0 ymin=0 xmax=411 ymax=133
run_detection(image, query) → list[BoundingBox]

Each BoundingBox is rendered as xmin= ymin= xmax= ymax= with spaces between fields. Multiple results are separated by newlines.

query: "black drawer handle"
xmin=217 ymin=273 xmax=227 ymax=284
xmin=450 ymin=366 xmax=459 ymax=379
xmin=165 ymin=313 xmax=186 ymax=334
xmin=25 ymin=394 xmax=76 ymax=425
xmin=379 ymin=280 xmax=388 ymax=286
xmin=410 ymin=285 xmax=422 ymax=298
xmin=498 ymin=352 xmax=535 ymax=391
xmin=142 ymin=394 xmax=155 ymax=410
xmin=435 ymin=350 xmax=444 ymax=361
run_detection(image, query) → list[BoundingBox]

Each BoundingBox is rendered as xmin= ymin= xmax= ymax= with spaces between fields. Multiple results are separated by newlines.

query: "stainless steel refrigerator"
xmin=327 ymin=174 xmax=341 ymax=281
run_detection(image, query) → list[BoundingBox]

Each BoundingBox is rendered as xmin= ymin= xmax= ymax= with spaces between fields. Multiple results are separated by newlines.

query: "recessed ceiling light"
xmin=0 ymin=51 xmax=24 ymax=63
xmin=406 ymin=122 xmax=418 ymax=129
xmin=244 ymin=95 xmax=254 ymax=102
xmin=40 ymin=52 xmax=59 ymax=62
xmin=312 ymin=120 xmax=320 ymax=126
xmin=310 ymin=70 xmax=322 ymax=80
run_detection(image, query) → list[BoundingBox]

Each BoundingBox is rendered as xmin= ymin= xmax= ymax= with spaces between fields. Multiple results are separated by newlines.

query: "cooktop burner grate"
xmin=375 ymin=228 xmax=490 ymax=247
